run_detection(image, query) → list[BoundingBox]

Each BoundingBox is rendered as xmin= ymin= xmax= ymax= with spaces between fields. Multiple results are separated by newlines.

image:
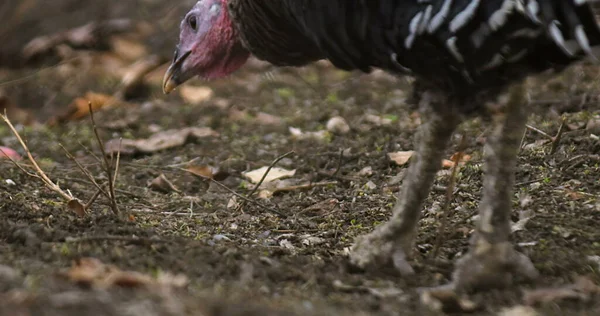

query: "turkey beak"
xmin=163 ymin=50 xmax=192 ymax=94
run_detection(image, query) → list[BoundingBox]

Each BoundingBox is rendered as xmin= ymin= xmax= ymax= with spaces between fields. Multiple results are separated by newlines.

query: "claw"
xmin=447 ymin=241 xmax=539 ymax=293
xmin=350 ymin=225 xmax=416 ymax=276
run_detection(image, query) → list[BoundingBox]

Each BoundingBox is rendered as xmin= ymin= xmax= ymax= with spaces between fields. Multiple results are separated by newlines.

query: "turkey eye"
xmin=188 ymin=16 xmax=198 ymax=31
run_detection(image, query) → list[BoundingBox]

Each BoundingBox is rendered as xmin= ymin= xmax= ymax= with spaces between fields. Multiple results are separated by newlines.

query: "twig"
xmin=84 ymin=189 xmax=103 ymax=210
xmin=181 ymin=168 xmax=287 ymax=218
xmin=515 ymin=178 xmax=544 ymax=187
xmin=519 ymin=128 xmax=528 ymax=152
xmin=65 ymin=235 xmax=171 ymax=245
xmin=235 ymin=151 xmax=294 ymax=212
xmin=550 ymin=117 xmax=567 ymax=155
xmin=272 ymin=181 xmax=338 ymax=193
xmin=88 ymin=103 xmax=120 ymax=215
xmin=1 ymin=111 xmax=85 ymax=215
xmin=1 ymin=113 xmax=72 ymax=201
xmin=58 ymin=144 xmax=109 ymax=198
xmin=562 ymin=154 xmax=600 ymax=172
xmin=526 ymin=124 xmax=553 ymax=140
xmin=247 ymin=151 xmax=295 ymax=198
xmin=430 ymin=136 xmax=467 ymax=259
xmin=331 ymin=149 xmax=344 ymax=177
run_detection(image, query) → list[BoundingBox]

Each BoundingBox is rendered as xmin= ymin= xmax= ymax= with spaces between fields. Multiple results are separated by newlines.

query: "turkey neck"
xmin=227 ymin=0 xmax=323 ymax=67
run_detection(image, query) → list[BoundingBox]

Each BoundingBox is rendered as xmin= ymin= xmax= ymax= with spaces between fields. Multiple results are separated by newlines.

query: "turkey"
xmin=163 ymin=0 xmax=600 ymax=291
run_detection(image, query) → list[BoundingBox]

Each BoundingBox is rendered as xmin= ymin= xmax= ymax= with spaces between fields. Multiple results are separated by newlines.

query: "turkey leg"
xmin=449 ymin=83 xmax=539 ymax=291
xmin=350 ymin=89 xmax=461 ymax=275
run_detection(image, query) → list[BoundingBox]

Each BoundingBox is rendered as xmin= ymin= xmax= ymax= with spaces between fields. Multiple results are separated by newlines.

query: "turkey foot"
xmin=350 ymin=90 xmax=461 ymax=275
xmin=351 ymin=223 xmax=415 ymax=276
xmin=448 ymin=239 xmax=539 ymax=291
xmin=446 ymin=82 xmax=537 ymax=291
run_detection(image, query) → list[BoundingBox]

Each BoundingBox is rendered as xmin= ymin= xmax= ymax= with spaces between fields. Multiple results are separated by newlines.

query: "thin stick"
xmin=59 ymin=144 xmax=109 ymax=198
xmin=526 ymin=124 xmax=554 ymax=140
xmin=1 ymin=112 xmax=73 ymax=201
xmin=65 ymin=235 xmax=171 ymax=244
xmin=430 ymin=136 xmax=467 ymax=259
xmin=236 ymin=151 xmax=294 ymax=212
xmin=272 ymin=181 xmax=338 ymax=193
xmin=331 ymin=149 xmax=344 ymax=177
xmin=550 ymin=117 xmax=566 ymax=155
xmin=182 ymin=168 xmax=287 ymax=218
xmin=88 ymin=103 xmax=119 ymax=215
xmin=247 ymin=151 xmax=295 ymax=198
xmin=84 ymin=189 xmax=103 ymax=210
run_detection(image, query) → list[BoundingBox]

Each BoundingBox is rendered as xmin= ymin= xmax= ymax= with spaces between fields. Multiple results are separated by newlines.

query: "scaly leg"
xmin=449 ymin=83 xmax=539 ymax=291
xmin=350 ymin=90 xmax=461 ymax=275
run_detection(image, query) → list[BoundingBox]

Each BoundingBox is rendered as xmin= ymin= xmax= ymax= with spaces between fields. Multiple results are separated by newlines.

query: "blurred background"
xmin=0 ymin=0 xmax=198 ymax=123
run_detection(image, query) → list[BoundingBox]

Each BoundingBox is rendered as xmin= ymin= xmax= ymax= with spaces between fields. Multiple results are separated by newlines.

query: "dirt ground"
xmin=1 ymin=1 xmax=599 ymax=315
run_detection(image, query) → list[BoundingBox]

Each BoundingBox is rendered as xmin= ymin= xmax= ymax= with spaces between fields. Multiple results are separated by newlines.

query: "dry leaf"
xmin=109 ymin=36 xmax=148 ymax=60
xmin=115 ymin=55 xmax=163 ymax=99
xmin=388 ymin=151 xmax=415 ymax=166
xmin=179 ymin=85 xmax=214 ymax=105
xmin=326 ymin=116 xmax=350 ymax=134
xmin=450 ymin=152 xmax=472 ymax=163
xmin=67 ymin=199 xmax=86 ymax=217
xmin=23 ymin=19 xmax=132 ymax=60
xmin=52 ymin=91 xmax=115 ymax=124
xmin=148 ymin=174 xmax=179 ymax=194
xmin=0 ymin=146 xmax=21 ymax=160
xmin=185 ymin=165 xmax=229 ymax=181
xmin=442 ymin=153 xmax=472 ymax=169
xmin=256 ymin=112 xmax=284 ymax=126
xmin=186 ymin=165 xmax=214 ymax=179
xmin=63 ymin=257 xmax=187 ymax=290
xmin=289 ymin=127 xmax=328 ymax=141
xmin=105 ymin=127 xmax=218 ymax=155
xmin=242 ymin=166 xmax=296 ymax=184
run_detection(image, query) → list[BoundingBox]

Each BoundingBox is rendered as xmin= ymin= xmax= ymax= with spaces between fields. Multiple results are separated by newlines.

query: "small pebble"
xmin=326 ymin=116 xmax=350 ymax=134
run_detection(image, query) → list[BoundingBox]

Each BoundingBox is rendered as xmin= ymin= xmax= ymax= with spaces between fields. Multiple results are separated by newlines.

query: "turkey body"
xmin=216 ymin=0 xmax=600 ymax=290
xmin=229 ymin=0 xmax=600 ymax=109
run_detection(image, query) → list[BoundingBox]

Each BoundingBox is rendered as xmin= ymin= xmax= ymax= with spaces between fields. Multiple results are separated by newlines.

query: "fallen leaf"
xmin=115 ymin=55 xmax=163 ymax=99
xmin=388 ymin=151 xmax=415 ymax=166
xmin=450 ymin=152 xmax=472 ymax=163
xmin=256 ymin=112 xmax=284 ymax=126
xmin=109 ymin=36 xmax=148 ymax=61
xmin=326 ymin=116 xmax=350 ymax=134
xmin=441 ymin=159 xmax=455 ymax=168
xmin=289 ymin=127 xmax=329 ymax=141
xmin=62 ymin=257 xmax=187 ymax=290
xmin=0 ymin=146 xmax=21 ymax=160
xmin=23 ymin=19 xmax=132 ymax=60
xmin=53 ymin=91 xmax=116 ymax=124
xmin=179 ymin=85 xmax=214 ymax=105
xmin=148 ymin=174 xmax=180 ymax=194
xmin=186 ymin=165 xmax=229 ymax=181
xmin=105 ymin=127 xmax=218 ymax=155
xmin=300 ymin=198 xmax=339 ymax=216
xmin=442 ymin=153 xmax=472 ymax=169
xmin=67 ymin=199 xmax=86 ymax=217
xmin=242 ymin=166 xmax=296 ymax=184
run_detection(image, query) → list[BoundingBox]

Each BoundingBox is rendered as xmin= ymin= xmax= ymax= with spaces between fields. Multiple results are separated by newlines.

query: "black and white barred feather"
xmin=229 ymin=0 xmax=600 ymax=94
